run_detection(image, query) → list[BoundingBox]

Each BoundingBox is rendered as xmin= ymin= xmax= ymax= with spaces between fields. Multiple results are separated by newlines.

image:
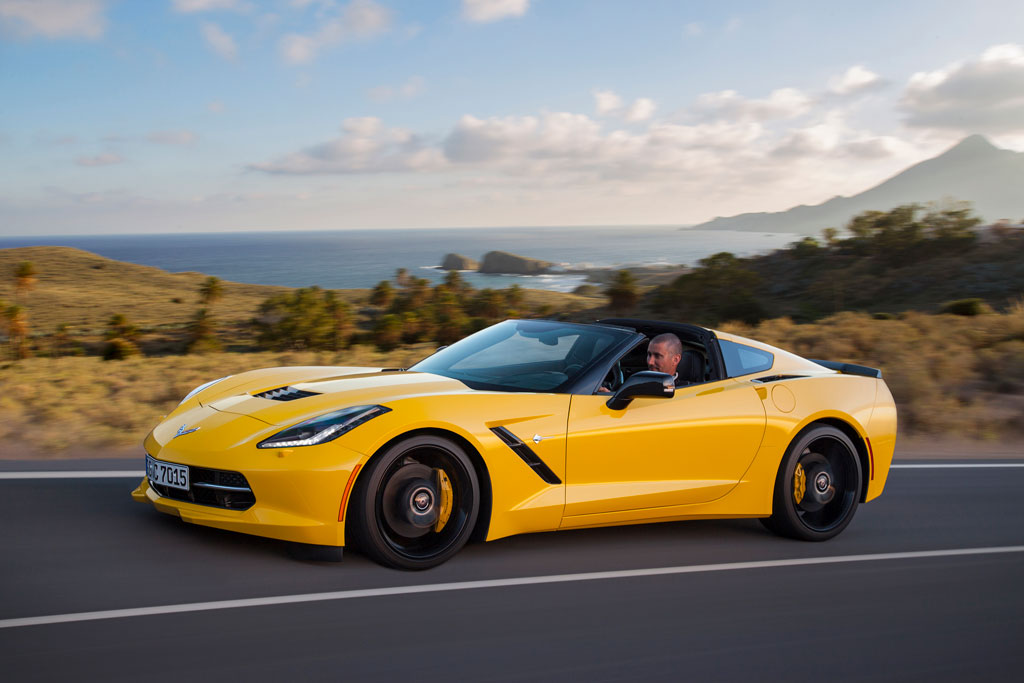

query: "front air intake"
xmin=253 ymin=386 xmax=320 ymax=401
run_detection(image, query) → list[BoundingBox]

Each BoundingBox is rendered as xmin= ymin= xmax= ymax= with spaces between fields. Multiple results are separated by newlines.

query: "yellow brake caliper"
xmin=793 ymin=463 xmax=806 ymax=505
xmin=433 ymin=469 xmax=453 ymax=532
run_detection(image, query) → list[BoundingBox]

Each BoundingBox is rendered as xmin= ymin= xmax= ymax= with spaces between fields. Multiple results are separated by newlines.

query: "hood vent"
xmin=253 ymin=386 xmax=320 ymax=401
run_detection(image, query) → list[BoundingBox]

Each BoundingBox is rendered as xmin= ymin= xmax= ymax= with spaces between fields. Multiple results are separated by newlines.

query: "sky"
xmin=2 ymin=0 xmax=1024 ymax=236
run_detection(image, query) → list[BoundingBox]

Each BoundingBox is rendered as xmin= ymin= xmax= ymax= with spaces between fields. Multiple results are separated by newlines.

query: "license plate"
xmin=146 ymin=455 xmax=189 ymax=491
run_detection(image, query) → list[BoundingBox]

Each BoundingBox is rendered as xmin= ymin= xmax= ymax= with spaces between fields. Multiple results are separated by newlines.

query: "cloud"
xmin=171 ymin=0 xmax=249 ymax=12
xmin=249 ymin=116 xmax=445 ymax=174
xmin=200 ymin=21 xmax=237 ymax=60
xmin=0 ymin=0 xmax=106 ymax=39
xmin=148 ymin=130 xmax=198 ymax=145
xmin=76 ymin=153 xmax=123 ymax=166
xmin=368 ymin=75 xmax=426 ymax=102
xmin=462 ymin=0 xmax=529 ymax=23
xmin=828 ymin=65 xmax=884 ymax=96
xmin=445 ymin=114 xmax=560 ymax=164
xmin=444 ymin=112 xmax=763 ymax=178
xmin=593 ymin=89 xmax=622 ymax=116
xmin=207 ymin=100 xmax=225 ymax=113
xmin=901 ymin=43 xmax=1024 ymax=134
xmin=594 ymin=89 xmax=655 ymax=122
xmin=251 ymin=109 xmax=776 ymax=184
xmin=684 ymin=22 xmax=703 ymax=37
xmin=279 ymin=0 xmax=392 ymax=64
xmin=624 ymin=98 xmax=655 ymax=122
xmin=692 ymin=87 xmax=814 ymax=122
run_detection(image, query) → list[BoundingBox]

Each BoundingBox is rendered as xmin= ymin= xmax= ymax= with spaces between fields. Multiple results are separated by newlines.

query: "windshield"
xmin=410 ymin=320 xmax=633 ymax=392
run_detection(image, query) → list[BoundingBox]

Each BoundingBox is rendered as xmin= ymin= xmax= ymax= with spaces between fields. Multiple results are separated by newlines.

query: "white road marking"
xmin=890 ymin=463 xmax=1024 ymax=469
xmin=0 ymin=471 xmax=143 ymax=479
xmin=2 ymin=545 xmax=1022 ymax=630
xmin=1 ymin=463 xmax=1021 ymax=480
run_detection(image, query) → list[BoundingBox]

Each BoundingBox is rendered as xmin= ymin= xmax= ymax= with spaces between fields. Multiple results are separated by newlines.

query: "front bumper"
xmin=133 ymin=425 xmax=367 ymax=547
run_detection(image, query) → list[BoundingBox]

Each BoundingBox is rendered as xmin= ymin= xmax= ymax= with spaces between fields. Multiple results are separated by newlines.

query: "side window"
xmin=719 ymin=339 xmax=774 ymax=377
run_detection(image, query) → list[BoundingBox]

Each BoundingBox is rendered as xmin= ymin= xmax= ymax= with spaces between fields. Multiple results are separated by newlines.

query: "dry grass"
xmin=3 ymin=245 xmax=1020 ymax=456
xmin=2 ymin=310 xmax=1022 ymax=456
xmin=0 ymin=246 xmax=310 ymax=334
xmin=720 ymin=308 xmax=1024 ymax=439
xmin=0 ymin=246 xmax=601 ymax=341
xmin=0 ymin=344 xmax=435 ymax=457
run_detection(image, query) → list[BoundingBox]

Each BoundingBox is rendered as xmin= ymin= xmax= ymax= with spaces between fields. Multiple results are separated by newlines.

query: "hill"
xmin=654 ymin=204 xmax=1024 ymax=324
xmin=0 ymin=246 xmax=294 ymax=334
xmin=0 ymin=246 xmax=601 ymax=341
xmin=694 ymin=135 xmax=1024 ymax=234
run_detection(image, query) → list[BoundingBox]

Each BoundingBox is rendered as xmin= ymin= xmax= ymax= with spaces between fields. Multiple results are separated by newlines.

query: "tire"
xmin=348 ymin=435 xmax=480 ymax=570
xmin=766 ymin=425 xmax=862 ymax=541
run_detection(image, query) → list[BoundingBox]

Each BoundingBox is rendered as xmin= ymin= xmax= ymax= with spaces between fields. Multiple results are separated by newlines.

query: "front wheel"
xmin=766 ymin=425 xmax=862 ymax=541
xmin=348 ymin=435 xmax=480 ymax=570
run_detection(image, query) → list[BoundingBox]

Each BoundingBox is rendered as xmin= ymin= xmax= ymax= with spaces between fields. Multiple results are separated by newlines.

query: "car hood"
xmin=202 ymin=368 xmax=471 ymax=426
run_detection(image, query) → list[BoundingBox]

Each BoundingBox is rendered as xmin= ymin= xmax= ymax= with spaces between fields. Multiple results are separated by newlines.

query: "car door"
xmin=562 ymin=377 xmax=766 ymax=518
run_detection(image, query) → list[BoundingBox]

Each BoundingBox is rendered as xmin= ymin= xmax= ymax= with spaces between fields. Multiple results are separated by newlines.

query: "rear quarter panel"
xmin=737 ymin=374 xmax=880 ymax=513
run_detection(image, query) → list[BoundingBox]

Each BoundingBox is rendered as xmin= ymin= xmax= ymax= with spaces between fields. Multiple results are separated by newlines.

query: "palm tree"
xmin=187 ymin=308 xmax=221 ymax=353
xmin=198 ymin=276 xmax=224 ymax=307
xmin=5 ymin=304 xmax=30 ymax=359
xmin=14 ymin=261 xmax=37 ymax=297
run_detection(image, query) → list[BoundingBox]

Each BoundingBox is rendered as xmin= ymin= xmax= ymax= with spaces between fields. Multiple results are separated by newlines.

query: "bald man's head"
xmin=647 ymin=333 xmax=682 ymax=375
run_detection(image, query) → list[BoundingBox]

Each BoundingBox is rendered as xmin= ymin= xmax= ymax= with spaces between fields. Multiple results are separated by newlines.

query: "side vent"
xmin=752 ymin=375 xmax=806 ymax=384
xmin=253 ymin=386 xmax=320 ymax=401
xmin=810 ymin=360 xmax=883 ymax=379
xmin=490 ymin=426 xmax=562 ymax=485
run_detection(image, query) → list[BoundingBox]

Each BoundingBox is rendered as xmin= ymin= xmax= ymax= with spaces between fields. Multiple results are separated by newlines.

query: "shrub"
xmin=940 ymin=298 xmax=993 ymax=316
xmin=606 ymin=270 xmax=639 ymax=313
xmin=103 ymin=338 xmax=141 ymax=361
xmin=373 ymin=314 xmax=403 ymax=351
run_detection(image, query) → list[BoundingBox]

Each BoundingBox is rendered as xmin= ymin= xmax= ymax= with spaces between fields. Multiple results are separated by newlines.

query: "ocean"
xmin=0 ymin=226 xmax=797 ymax=292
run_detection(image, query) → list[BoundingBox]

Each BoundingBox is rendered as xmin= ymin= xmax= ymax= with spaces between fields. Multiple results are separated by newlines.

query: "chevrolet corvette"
xmin=133 ymin=318 xmax=897 ymax=569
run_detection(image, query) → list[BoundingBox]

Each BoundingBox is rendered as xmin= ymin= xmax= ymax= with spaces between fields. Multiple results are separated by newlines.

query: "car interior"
xmin=595 ymin=319 xmax=719 ymax=392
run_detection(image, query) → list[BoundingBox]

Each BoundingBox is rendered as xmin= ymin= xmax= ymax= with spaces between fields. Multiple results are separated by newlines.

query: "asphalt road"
xmin=1 ymin=462 xmax=1023 ymax=682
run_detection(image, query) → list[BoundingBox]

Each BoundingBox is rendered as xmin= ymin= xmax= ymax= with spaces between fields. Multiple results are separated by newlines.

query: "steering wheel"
xmin=600 ymin=362 xmax=624 ymax=393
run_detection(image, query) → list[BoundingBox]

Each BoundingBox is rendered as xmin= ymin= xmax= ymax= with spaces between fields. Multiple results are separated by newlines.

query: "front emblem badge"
xmin=173 ymin=424 xmax=200 ymax=439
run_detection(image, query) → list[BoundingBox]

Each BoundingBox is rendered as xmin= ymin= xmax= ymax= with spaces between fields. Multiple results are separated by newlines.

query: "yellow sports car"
xmin=133 ymin=318 xmax=897 ymax=569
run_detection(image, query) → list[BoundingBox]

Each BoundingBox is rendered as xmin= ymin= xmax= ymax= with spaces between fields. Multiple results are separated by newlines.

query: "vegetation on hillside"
xmin=654 ymin=203 xmax=1023 ymax=324
xmin=1 ymin=202 xmax=1023 ymax=452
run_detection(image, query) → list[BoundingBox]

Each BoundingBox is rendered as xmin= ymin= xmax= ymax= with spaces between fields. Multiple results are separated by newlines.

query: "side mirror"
xmin=606 ymin=371 xmax=675 ymax=410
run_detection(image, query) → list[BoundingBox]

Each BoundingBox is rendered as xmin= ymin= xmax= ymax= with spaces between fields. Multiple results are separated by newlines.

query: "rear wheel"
xmin=766 ymin=425 xmax=862 ymax=541
xmin=349 ymin=435 xmax=479 ymax=570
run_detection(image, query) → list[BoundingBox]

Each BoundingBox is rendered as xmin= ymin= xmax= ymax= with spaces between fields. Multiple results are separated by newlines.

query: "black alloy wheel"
xmin=349 ymin=435 xmax=480 ymax=570
xmin=764 ymin=424 xmax=863 ymax=541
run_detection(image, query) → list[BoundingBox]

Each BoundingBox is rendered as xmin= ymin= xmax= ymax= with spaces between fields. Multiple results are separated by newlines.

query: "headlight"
xmin=256 ymin=405 xmax=391 ymax=449
xmin=179 ymin=375 xmax=233 ymax=406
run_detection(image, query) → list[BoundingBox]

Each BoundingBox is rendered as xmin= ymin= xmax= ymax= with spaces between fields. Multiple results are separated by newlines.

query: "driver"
xmin=598 ymin=332 xmax=686 ymax=393
xmin=646 ymin=333 xmax=683 ymax=382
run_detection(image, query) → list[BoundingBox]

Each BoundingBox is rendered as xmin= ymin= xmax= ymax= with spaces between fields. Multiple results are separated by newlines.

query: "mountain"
xmin=695 ymin=135 xmax=1024 ymax=234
